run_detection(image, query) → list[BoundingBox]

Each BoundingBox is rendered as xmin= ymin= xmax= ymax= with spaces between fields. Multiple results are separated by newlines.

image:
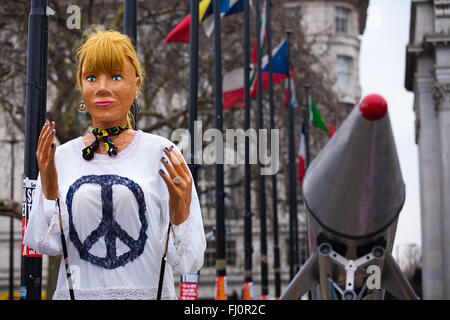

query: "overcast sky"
xmin=359 ymin=0 xmax=421 ymax=255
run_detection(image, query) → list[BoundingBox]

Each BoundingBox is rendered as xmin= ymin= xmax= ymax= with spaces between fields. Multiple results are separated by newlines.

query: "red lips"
xmin=95 ymin=101 xmax=114 ymax=106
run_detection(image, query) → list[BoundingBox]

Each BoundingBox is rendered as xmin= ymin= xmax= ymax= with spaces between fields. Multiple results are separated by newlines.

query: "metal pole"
xmin=123 ymin=0 xmax=137 ymax=47
xmin=303 ymin=85 xmax=313 ymax=300
xmin=7 ymin=130 xmax=17 ymax=300
xmin=256 ymin=0 xmax=268 ymax=300
xmin=303 ymin=85 xmax=311 ymax=167
xmin=265 ymin=0 xmax=281 ymax=300
xmin=285 ymin=29 xmax=298 ymax=281
xmin=123 ymin=0 xmax=138 ymax=128
xmin=213 ymin=0 xmax=227 ymax=300
xmin=243 ymin=0 xmax=253 ymax=299
xmin=21 ymin=0 xmax=48 ymax=300
xmin=180 ymin=0 xmax=201 ymax=300
xmin=189 ymin=0 xmax=199 ymax=185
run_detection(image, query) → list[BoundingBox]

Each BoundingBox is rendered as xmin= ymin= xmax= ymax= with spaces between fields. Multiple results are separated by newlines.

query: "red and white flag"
xmin=223 ymin=67 xmax=245 ymax=110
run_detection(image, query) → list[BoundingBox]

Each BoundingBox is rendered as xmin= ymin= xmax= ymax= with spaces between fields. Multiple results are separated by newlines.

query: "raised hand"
xmin=158 ymin=145 xmax=193 ymax=225
xmin=36 ymin=121 xmax=59 ymax=200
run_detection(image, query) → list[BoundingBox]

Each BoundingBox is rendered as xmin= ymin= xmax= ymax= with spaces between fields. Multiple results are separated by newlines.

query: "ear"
xmin=135 ymin=77 xmax=141 ymax=100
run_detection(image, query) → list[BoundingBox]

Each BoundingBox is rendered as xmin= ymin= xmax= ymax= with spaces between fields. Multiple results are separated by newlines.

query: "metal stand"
xmin=281 ymin=242 xmax=419 ymax=300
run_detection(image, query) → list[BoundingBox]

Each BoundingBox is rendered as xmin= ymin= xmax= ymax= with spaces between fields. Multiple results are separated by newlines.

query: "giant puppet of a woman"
xmin=23 ymin=29 xmax=206 ymax=300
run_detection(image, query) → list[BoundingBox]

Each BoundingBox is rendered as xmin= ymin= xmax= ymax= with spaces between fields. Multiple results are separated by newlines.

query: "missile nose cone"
xmin=303 ymin=101 xmax=404 ymax=240
xmin=359 ymin=94 xmax=388 ymax=121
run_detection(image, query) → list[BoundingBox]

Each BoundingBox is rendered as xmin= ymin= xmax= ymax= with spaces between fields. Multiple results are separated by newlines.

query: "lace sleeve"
xmin=23 ymin=174 xmax=66 ymax=256
xmin=160 ymin=177 xmax=207 ymax=275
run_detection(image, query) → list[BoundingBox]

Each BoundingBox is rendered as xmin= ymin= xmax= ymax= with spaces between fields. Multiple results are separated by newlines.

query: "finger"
xmin=37 ymin=122 xmax=52 ymax=162
xmin=163 ymin=146 xmax=188 ymax=179
xmin=41 ymin=127 xmax=56 ymax=161
xmin=39 ymin=121 xmax=55 ymax=147
xmin=160 ymin=156 xmax=177 ymax=178
xmin=37 ymin=121 xmax=50 ymax=148
xmin=158 ymin=168 xmax=174 ymax=190
xmin=50 ymin=140 xmax=56 ymax=158
xmin=170 ymin=145 xmax=191 ymax=178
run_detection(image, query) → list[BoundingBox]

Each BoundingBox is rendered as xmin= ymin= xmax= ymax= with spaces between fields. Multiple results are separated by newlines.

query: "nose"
xmin=95 ymin=74 xmax=112 ymax=96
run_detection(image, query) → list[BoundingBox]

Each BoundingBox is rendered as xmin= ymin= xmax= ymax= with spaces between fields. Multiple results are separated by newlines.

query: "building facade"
xmin=405 ymin=0 xmax=450 ymax=300
xmin=284 ymin=0 xmax=368 ymax=106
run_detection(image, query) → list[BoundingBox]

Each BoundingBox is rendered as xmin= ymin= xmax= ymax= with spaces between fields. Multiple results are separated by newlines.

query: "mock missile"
xmin=281 ymin=94 xmax=419 ymax=300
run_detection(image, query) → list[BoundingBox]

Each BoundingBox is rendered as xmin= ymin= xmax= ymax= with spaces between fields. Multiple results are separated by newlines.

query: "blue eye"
xmin=112 ymin=75 xmax=122 ymax=81
xmin=86 ymin=76 xmax=96 ymax=82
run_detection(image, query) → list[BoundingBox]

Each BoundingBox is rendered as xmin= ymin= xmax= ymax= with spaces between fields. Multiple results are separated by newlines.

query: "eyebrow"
xmin=82 ymin=69 xmax=123 ymax=76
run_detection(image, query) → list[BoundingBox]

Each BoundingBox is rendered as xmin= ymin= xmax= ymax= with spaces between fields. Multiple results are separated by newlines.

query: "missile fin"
xmin=380 ymin=252 xmax=419 ymax=300
xmin=280 ymin=252 xmax=320 ymax=300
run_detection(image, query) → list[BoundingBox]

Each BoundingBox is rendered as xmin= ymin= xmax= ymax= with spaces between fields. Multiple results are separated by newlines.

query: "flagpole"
xmin=188 ymin=1 xmax=199 ymax=184
xmin=178 ymin=0 xmax=202 ymax=301
xmin=123 ymin=0 xmax=138 ymax=129
xmin=255 ymin=0 xmax=269 ymax=300
xmin=285 ymin=29 xmax=298 ymax=281
xmin=303 ymin=84 xmax=312 ymax=290
xmin=21 ymin=0 xmax=48 ymax=300
xmin=303 ymin=85 xmax=311 ymax=167
xmin=243 ymin=0 xmax=254 ymax=300
xmin=123 ymin=0 xmax=137 ymax=47
xmin=213 ymin=0 xmax=227 ymax=300
xmin=265 ymin=0 xmax=280 ymax=300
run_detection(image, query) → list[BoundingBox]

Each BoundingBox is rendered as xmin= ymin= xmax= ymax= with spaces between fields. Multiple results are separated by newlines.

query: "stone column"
xmin=434 ymin=56 xmax=450 ymax=299
xmin=416 ymin=56 xmax=444 ymax=299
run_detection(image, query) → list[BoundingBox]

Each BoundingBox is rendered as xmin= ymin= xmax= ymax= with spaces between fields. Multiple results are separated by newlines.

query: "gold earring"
xmin=78 ymin=100 xmax=86 ymax=112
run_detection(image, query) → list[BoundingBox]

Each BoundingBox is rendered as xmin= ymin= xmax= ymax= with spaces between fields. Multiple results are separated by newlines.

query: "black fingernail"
xmin=159 ymin=169 xmax=165 ymax=175
xmin=165 ymin=147 xmax=171 ymax=153
xmin=51 ymin=143 xmax=54 ymax=149
xmin=170 ymin=145 xmax=174 ymax=149
xmin=161 ymin=156 xmax=168 ymax=164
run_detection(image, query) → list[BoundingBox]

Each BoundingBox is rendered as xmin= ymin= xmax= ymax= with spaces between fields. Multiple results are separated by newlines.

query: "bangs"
xmin=79 ymin=37 xmax=126 ymax=77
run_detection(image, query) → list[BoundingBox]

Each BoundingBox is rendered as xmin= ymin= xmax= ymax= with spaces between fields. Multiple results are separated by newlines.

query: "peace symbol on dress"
xmin=66 ymin=174 xmax=148 ymax=269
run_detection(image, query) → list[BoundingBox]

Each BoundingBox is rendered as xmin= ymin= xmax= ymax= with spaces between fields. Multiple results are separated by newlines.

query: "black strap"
xmin=157 ymin=223 xmax=172 ymax=300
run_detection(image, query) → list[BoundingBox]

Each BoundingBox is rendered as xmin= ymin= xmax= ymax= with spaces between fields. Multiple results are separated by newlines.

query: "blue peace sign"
xmin=66 ymin=175 xmax=148 ymax=269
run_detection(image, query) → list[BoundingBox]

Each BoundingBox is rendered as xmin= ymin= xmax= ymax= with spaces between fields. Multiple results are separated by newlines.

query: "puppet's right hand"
xmin=36 ymin=121 xmax=59 ymax=200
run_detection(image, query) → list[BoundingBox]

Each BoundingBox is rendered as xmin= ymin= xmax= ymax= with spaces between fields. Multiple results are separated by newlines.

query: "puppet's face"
xmin=81 ymin=57 xmax=140 ymax=128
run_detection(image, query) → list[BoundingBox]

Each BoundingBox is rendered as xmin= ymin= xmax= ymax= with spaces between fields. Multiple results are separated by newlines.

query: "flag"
xmin=251 ymin=0 xmax=267 ymax=65
xmin=251 ymin=39 xmax=289 ymax=98
xmin=298 ymin=124 xmax=307 ymax=190
xmin=223 ymin=67 xmax=245 ymax=110
xmin=284 ymin=67 xmax=297 ymax=108
xmin=164 ymin=0 xmax=213 ymax=44
xmin=202 ymin=0 xmax=246 ymax=37
xmin=310 ymin=97 xmax=330 ymax=135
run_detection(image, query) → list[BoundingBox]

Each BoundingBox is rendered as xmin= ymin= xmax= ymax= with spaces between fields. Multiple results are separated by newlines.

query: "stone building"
xmin=405 ymin=0 xmax=450 ymax=300
xmin=283 ymin=0 xmax=369 ymax=106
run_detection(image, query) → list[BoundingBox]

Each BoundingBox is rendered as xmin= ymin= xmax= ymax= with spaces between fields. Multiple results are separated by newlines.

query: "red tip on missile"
xmin=359 ymin=94 xmax=388 ymax=121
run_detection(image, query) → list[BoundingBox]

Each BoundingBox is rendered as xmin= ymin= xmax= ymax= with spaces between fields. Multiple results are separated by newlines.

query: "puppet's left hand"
xmin=159 ymin=145 xmax=192 ymax=225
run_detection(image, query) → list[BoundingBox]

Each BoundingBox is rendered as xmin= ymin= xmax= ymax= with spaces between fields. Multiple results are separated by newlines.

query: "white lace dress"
xmin=23 ymin=130 xmax=206 ymax=300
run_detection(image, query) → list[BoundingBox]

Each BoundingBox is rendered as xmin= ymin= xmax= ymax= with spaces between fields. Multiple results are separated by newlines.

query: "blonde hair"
xmin=75 ymin=27 xmax=144 ymax=128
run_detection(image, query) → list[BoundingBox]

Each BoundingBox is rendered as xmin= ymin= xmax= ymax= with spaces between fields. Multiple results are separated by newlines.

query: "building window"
xmin=284 ymin=7 xmax=300 ymax=19
xmin=335 ymin=55 xmax=352 ymax=87
xmin=335 ymin=7 xmax=350 ymax=33
xmin=204 ymin=240 xmax=237 ymax=267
